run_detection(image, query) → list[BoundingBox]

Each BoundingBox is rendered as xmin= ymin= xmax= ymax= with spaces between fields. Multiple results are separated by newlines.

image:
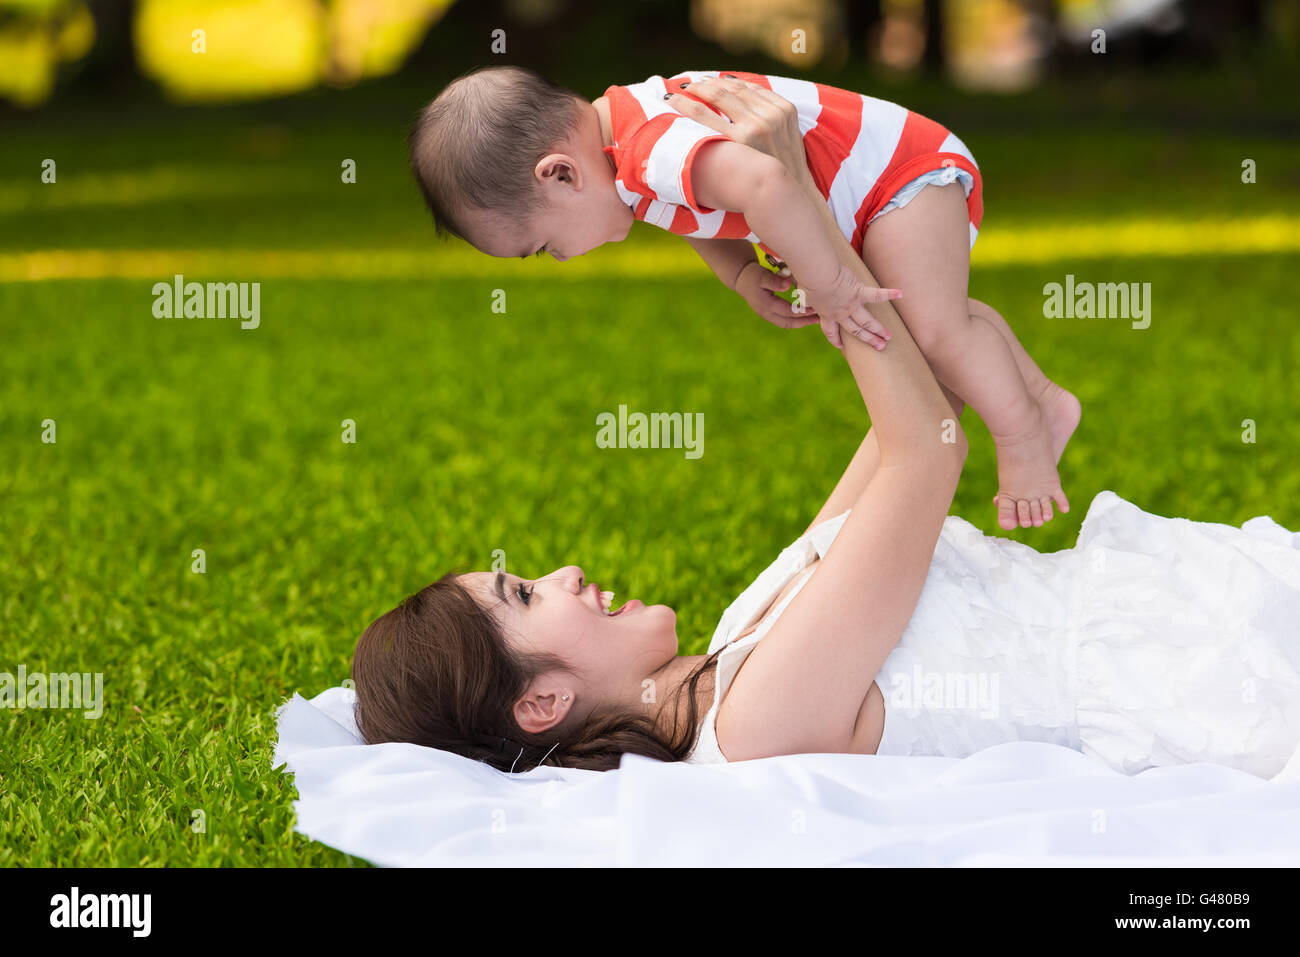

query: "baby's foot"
xmin=990 ymin=401 xmax=1070 ymax=530
xmin=1034 ymin=379 xmax=1082 ymax=464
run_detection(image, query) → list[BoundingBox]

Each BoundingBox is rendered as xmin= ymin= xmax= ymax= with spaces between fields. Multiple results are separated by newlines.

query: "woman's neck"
xmin=643 ymin=653 xmax=717 ymax=746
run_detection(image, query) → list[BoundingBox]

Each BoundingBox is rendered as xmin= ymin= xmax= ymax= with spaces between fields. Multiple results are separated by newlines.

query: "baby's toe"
xmin=996 ymin=494 xmax=1018 ymax=530
xmin=1017 ymin=498 xmax=1032 ymax=527
xmin=1039 ymin=496 xmax=1054 ymax=522
xmin=1029 ymin=499 xmax=1044 ymax=526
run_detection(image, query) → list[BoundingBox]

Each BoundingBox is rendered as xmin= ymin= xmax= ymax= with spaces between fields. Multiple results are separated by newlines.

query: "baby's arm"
xmin=691 ymin=139 xmax=900 ymax=348
xmin=680 ymin=236 xmax=756 ymax=290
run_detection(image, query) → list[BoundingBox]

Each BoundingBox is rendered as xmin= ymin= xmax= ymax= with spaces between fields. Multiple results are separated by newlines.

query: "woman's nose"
xmin=555 ymin=565 xmax=584 ymax=592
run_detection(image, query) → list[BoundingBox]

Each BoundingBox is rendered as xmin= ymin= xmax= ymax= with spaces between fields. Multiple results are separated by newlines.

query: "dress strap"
xmin=725 ymin=560 xmax=821 ymax=649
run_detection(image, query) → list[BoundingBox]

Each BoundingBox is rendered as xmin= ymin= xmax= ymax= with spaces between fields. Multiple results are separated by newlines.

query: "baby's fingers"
xmin=841 ymin=320 xmax=887 ymax=350
xmin=860 ymin=286 xmax=902 ymax=303
xmin=820 ymin=316 xmax=844 ymax=350
xmin=847 ymin=307 xmax=891 ymax=346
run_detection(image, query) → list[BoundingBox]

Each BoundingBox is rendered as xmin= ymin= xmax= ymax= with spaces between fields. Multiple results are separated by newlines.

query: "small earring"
xmin=562 ymin=695 xmax=569 ymax=701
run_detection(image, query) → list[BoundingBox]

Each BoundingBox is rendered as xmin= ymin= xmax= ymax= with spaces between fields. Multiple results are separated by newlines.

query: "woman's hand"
xmin=733 ymin=259 xmax=821 ymax=331
xmin=664 ymin=75 xmax=816 ymax=193
xmin=665 ymin=76 xmax=896 ymax=349
xmin=664 ymin=74 xmax=811 ymax=285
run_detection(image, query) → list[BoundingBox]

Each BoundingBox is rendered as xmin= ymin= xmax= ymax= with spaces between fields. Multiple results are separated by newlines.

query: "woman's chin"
xmin=643 ymin=602 xmax=673 ymax=620
xmin=647 ymin=604 xmax=677 ymax=636
xmin=619 ymin=601 xmax=675 ymax=637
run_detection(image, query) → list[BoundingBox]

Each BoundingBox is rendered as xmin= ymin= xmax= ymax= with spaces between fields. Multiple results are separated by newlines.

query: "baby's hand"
xmin=799 ymin=262 xmax=900 ymax=350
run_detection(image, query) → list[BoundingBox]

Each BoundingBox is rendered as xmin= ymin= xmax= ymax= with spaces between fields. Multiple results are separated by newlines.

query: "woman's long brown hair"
xmin=351 ymin=572 xmax=725 ymax=772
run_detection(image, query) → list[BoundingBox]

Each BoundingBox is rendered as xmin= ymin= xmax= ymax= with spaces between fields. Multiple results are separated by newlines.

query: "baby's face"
xmin=459 ymin=148 xmax=635 ymax=262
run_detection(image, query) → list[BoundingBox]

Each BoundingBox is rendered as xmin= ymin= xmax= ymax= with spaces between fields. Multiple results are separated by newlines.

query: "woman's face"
xmin=458 ymin=566 xmax=678 ymax=734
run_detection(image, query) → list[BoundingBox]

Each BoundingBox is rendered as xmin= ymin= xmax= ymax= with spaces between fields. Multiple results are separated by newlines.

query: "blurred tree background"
xmin=0 ymin=0 xmax=1296 ymax=106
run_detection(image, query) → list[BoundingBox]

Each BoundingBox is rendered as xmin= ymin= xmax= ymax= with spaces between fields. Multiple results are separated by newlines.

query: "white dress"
xmin=684 ymin=490 xmax=1300 ymax=779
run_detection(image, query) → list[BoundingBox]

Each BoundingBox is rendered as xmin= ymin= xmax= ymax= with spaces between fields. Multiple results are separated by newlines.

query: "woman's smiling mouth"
xmin=591 ymin=583 xmax=638 ymax=616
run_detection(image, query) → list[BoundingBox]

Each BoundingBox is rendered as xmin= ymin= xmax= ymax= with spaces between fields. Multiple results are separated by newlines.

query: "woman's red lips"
xmin=612 ymin=599 xmax=642 ymax=617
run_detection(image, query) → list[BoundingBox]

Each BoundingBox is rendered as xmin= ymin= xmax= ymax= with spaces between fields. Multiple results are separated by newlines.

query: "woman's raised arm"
xmin=674 ymin=78 xmax=970 ymax=761
xmin=717 ymin=260 xmax=968 ymax=760
xmin=714 ymin=213 xmax=968 ymax=760
xmin=667 ymin=77 xmax=965 ymax=534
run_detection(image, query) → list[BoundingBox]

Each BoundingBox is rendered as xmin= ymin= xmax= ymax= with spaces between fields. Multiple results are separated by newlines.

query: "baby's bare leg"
xmin=967 ymin=298 xmax=1048 ymax=396
xmin=968 ymin=298 xmax=1081 ymax=468
xmin=861 ymin=182 xmax=1068 ymax=529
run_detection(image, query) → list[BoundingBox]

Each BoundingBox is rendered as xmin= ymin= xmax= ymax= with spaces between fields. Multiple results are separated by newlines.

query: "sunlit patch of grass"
xmin=2 ymin=211 xmax=1299 ymax=281
xmin=973 ymin=213 xmax=1300 ymax=265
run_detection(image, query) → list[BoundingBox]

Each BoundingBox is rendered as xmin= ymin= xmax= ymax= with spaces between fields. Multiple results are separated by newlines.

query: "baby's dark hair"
xmin=408 ymin=65 xmax=590 ymax=246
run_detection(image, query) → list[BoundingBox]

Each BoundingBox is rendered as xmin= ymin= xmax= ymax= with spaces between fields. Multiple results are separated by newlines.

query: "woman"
xmin=352 ymin=83 xmax=1300 ymax=779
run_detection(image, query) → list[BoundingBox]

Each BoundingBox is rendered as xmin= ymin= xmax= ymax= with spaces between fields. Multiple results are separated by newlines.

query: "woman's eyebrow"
xmin=494 ymin=571 xmax=508 ymax=603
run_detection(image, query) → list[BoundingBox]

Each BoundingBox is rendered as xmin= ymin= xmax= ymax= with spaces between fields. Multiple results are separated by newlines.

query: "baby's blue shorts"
xmin=868 ymin=165 xmax=977 ymax=250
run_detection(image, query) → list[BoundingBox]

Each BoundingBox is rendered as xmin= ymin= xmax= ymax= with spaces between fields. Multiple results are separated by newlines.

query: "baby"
xmin=407 ymin=67 xmax=1080 ymax=530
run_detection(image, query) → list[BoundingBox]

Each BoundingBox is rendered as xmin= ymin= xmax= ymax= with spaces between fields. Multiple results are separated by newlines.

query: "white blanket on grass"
xmin=273 ymin=685 xmax=1300 ymax=866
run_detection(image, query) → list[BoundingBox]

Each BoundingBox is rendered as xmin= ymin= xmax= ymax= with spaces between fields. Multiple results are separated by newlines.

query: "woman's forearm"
xmin=754 ymin=167 xmax=966 ymax=465
xmin=682 ymin=236 xmax=757 ymax=290
xmin=841 ymin=264 xmax=966 ymax=464
xmin=685 ymin=104 xmax=964 ymax=465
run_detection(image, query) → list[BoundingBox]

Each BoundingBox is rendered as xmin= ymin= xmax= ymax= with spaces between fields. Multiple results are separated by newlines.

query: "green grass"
xmin=2 ymin=66 xmax=1299 ymax=865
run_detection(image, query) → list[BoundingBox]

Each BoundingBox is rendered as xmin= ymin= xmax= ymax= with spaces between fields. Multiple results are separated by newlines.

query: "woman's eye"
xmin=517 ymin=582 xmax=533 ymax=605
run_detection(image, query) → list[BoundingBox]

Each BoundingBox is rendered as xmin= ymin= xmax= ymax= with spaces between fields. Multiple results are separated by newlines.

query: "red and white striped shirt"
xmin=601 ymin=70 xmax=984 ymax=263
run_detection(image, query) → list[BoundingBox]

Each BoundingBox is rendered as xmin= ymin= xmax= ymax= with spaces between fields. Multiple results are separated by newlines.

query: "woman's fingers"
xmin=707 ymin=77 xmax=801 ymax=139
xmin=664 ymin=79 xmax=741 ymax=131
xmin=667 ymin=76 xmax=811 ymax=184
xmin=757 ymin=272 xmax=823 ymax=326
xmin=758 ymin=290 xmax=819 ymax=328
xmin=663 ymin=91 xmax=722 ymax=130
xmin=694 ymin=75 xmax=783 ymax=116
xmin=666 ymin=76 xmax=771 ymax=139
xmin=675 ymin=76 xmax=745 ymax=118
xmin=767 ymin=312 xmax=821 ymax=330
